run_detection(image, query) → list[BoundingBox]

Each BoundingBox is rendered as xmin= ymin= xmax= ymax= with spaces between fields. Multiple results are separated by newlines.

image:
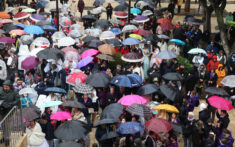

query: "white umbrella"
xmin=188 ymin=48 xmax=207 ymax=55
xmin=91 ymin=6 xmax=106 ymax=14
xmin=99 ymin=31 xmax=116 ymax=41
xmin=4 ymin=7 xmax=15 ymax=13
xmin=52 ymin=31 xmax=66 ymax=40
xmin=70 ymin=24 xmax=82 ymax=30
xmin=32 ymin=37 xmax=50 ymax=47
xmin=142 ymin=10 xmax=153 ymax=16
xmin=157 ymin=34 xmax=169 ymax=39
xmin=68 ymin=30 xmax=82 ymax=38
xmin=30 ymin=48 xmax=45 ymax=57
xmin=60 ymin=16 xmax=71 ymax=27
xmin=84 ymin=28 xmax=102 ymax=37
xmin=0 ymin=59 xmax=6 ymax=70
xmin=58 ymin=37 xmax=75 ymax=47
xmin=122 ymin=25 xmax=138 ymax=32
xmin=136 ymin=1 xmax=148 ymax=8
xmin=19 ymin=88 xmax=37 ymax=95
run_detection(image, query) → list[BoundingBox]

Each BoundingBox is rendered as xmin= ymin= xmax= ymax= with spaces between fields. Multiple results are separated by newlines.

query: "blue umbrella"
xmin=93 ymin=0 xmax=105 ymax=6
xmin=77 ymin=56 xmax=94 ymax=69
xmin=169 ymin=39 xmax=185 ymax=45
xmin=36 ymin=0 xmax=48 ymax=9
xmin=14 ymin=23 xmax=26 ymax=29
xmin=109 ymin=28 xmax=122 ymax=35
xmin=45 ymin=87 xmax=67 ymax=94
xmin=131 ymin=8 xmax=141 ymax=14
xmin=117 ymin=122 xmax=144 ymax=134
xmin=110 ymin=75 xmax=141 ymax=88
xmin=24 ymin=25 xmax=44 ymax=35
xmin=122 ymin=37 xmax=140 ymax=45
xmin=40 ymin=101 xmax=62 ymax=108
xmin=117 ymin=0 xmax=128 ymax=6
xmin=127 ymin=74 xmax=143 ymax=85
xmin=41 ymin=25 xmax=57 ymax=31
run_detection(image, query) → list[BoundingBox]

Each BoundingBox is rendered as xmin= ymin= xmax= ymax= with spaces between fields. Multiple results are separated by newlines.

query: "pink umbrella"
xmin=61 ymin=46 xmax=78 ymax=53
xmin=118 ymin=95 xmax=147 ymax=106
xmin=50 ymin=111 xmax=72 ymax=120
xmin=0 ymin=37 xmax=14 ymax=43
xmin=81 ymin=49 xmax=99 ymax=59
xmin=66 ymin=72 xmax=87 ymax=86
xmin=21 ymin=56 xmax=39 ymax=70
xmin=0 ymin=19 xmax=13 ymax=24
xmin=208 ymin=96 xmax=233 ymax=111
xmin=9 ymin=29 xmax=25 ymax=36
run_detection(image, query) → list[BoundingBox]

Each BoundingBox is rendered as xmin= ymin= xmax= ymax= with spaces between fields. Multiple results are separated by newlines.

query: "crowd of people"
xmin=0 ymin=0 xmax=235 ymax=147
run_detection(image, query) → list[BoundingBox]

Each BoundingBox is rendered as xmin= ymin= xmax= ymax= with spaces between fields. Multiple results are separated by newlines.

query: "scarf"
xmin=210 ymin=72 xmax=215 ymax=79
xmin=64 ymin=67 xmax=70 ymax=75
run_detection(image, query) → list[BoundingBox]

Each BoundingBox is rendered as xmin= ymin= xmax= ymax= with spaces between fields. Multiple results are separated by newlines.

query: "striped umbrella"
xmin=73 ymin=84 xmax=93 ymax=94
xmin=126 ymin=104 xmax=152 ymax=117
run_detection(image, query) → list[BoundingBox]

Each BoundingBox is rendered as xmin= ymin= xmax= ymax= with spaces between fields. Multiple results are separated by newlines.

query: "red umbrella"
xmin=137 ymin=29 xmax=152 ymax=36
xmin=145 ymin=118 xmax=172 ymax=133
xmin=160 ymin=22 xmax=174 ymax=31
xmin=21 ymin=56 xmax=39 ymax=70
xmin=66 ymin=71 xmax=87 ymax=86
xmin=114 ymin=11 xmax=128 ymax=18
xmin=208 ymin=96 xmax=233 ymax=111
xmin=157 ymin=18 xmax=171 ymax=24
xmin=61 ymin=47 xmax=79 ymax=53
xmin=13 ymin=12 xmax=30 ymax=20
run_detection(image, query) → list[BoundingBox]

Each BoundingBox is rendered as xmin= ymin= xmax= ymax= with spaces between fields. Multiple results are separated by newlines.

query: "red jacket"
xmin=207 ymin=59 xmax=220 ymax=72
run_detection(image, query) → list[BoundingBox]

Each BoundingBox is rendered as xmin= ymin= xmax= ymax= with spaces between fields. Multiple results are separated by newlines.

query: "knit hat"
xmin=199 ymin=103 xmax=207 ymax=111
xmin=3 ymin=80 xmax=11 ymax=86
xmin=213 ymin=55 xmax=217 ymax=59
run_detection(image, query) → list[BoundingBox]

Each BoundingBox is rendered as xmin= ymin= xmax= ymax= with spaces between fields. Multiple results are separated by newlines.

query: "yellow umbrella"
xmin=129 ymin=34 xmax=143 ymax=40
xmin=154 ymin=104 xmax=179 ymax=113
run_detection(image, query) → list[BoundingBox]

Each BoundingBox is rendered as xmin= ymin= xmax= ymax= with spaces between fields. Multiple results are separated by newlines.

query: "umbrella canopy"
xmin=133 ymin=16 xmax=149 ymax=23
xmin=70 ymin=24 xmax=82 ymax=30
xmin=113 ymin=11 xmax=128 ymax=18
xmin=66 ymin=72 xmax=87 ymax=86
xmin=145 ymin=118 xmax=172 ymax=133
xmin=9 ymin=29 xmax=25 ymax=36
xmin=129 ymin=34 xmax=143 ymax=40
xmin=163 ymin=72 xmax=184 ymax=81
xmin=208 ymin=96 xmax=233 ymax=111
xmin=169 ymin=39 xmax=185 ymax=45
xmin=30 ymin=14 xmax=46 ymax=22
xmin=188 ymin=18 xmax=203 ymax=25
xmin=45 ymin=87 xmax=67 ymax=94
xmin=91 ymin=6 xmax=106 ymax=14
xmin=22 ymin=107 xmax=40 ymax=121
xmin=60 ymin=17 xmax=72 ymax=27
xmin=122 ymin=37 xmax=140 ymax=45
xmin=118 ymin=95 xmax=147 ymax=106
xmin=160 ymin=22 xmax=174 ymax=31
xmin=130 ymin=8 xmax=141 ymax=15
xmin=82 ymin=15 xmax=97 ymax=21
xmin=54 ymin=120 xmax=87 ymax=141
xmin=99 ymin=31 xmax=116 ymax=41
xmin=40 ymin=101 xmax=62 ymax=108
xmin=77 ymin=56 xmax=94 ymax=68
xmin=110 ymin=75 xmax=141 ymax=88
xmin=0 ymin=19 xmax=13 ymax=24
xmin=13 ymin=12 xmax=30 ymax=20
xmin=0 ymin=12 xmax=10 ymax=19
xmin=114 ymin=5 xmax=127 ymax=11
xmin=58 ymin=37 xmax=75 ymax=47
xmin=19 ymin=88 xmax=37 ymax=95
xmin=221 ymin=75 xmax=235 ymax=87
xmin=22 ymin=8 xmax=36 ymax=13
xmin=3 ymin=24 xmax=17 ymax=33
xmin=62 ymin=101 xmax=85 ymax=109
xmin=24 ymin=25 xmax=44 ymax=34
xmin=68 ymin=30 xmax=82 ymax=38
xmin=109 ymin=28 xmax=122 ymax=35
xmin=81 ymin=49 xmax=98 ymax=59
xmin=110 ymin=19 xmax=123 ymax=26
xmin=157 ymin=34 xmax=169 ymax=39
xmin=84 ymin=28 xmax=101 ymax=37
xmin=127 ymin=73 xmax=143 ymax=84
xmin=36 ymin=0 xmax=49 ymax=9
xmin=20 ymin=35 xmax=33 ymax=45
xmin=58 ymin=142 xmax=82 ymax=147
xmin=157 ymin=18 xmax=171 ymax=23
xmin=52 ymin=31 xmax=66 ymax=40
xmin=117 ymin=122 xmax=144 ymax=134
xmin=0 ymin=37 xmax=14 ymax=43
xmin=156 ymin=50 xmax=177 ymax=59
xmin=106 ymin=39 xmax=122 ymax=47
xmin=37 ymin=48 xmax=64 ymax=60
xmin=100 ymin=131 xmax=118 ymax=141
xmin=137 ymin=29 xmax=152 ymax=36
xmin=142 ymin=10 xmax=153 ymax=16
xmin=160 ymin=84 xmax=177 ymax=102
xmin=41 ymin=25 xmax=57 ymax=31
xmin=122 ymin=25 xmax=138 ymax=32
xmin=154 ymin=104 xmax=179 ymax=113
xmin=14 ymin=24 xmax=26 ymax=29
xmin=121 ymin=52 xmax=144 ymax=63
xmin=101 ymin=103 xmax=123 ymax=120
xmin=137 ymin=84 xmax=159 ymax=95
xmin=94 ymin=19 xmax=110 ymax=29
xmin=21 ymin=56 xmax=39 ymax=70
xmin=205 ymin=87 xmax=229 ymax=96
xmin=61 ymin=47 xmax=78 ymax=53
xmin=32 ymin=37 xmax=50 ymax=47
xmin=146 ymin=101 xmax=160 ymax=110
xmin=94 ymin=118 xmax=117 ymax=127
xmin=97 ymin=54 xmax=115 ymax=61
xmin=88 ymin=40 xmax=103 ymax=48
xmin=188 ymin=48 xmax=207 ymax=55
xmin=82 ymin=36 xmax=97 ymax=43
xmin=37 ymin=20 xmax=51 ymax=26
xmin=73 ymin=84 xmax=93 ymax=94
xmin=86 ymin=72 xmax=110 ymax=88
xmin=98 ymin=44 xmax=116 ymax=55
xmin=50 ymin=111 xmax=72 ymax=120
xmin=126 ymin=104 xmax=152 ymax=117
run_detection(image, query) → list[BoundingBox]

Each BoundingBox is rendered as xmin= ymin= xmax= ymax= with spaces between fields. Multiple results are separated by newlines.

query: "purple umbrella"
xmin=30 ymin=14 xmax=46 ymax=21
xmin=77 ymin=56 xmax=94 ymax=69
xmin=21 ymin=56 xmax=39 ymax=70
xmin=0 ymin=37 xmax=14 ymax=43
xmin=133 ymin=16 xmax=149 ymax=23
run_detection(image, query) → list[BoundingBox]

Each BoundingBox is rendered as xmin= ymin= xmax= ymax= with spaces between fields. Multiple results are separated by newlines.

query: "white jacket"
xmin=26 ymin=123 xmax=46 ymax=146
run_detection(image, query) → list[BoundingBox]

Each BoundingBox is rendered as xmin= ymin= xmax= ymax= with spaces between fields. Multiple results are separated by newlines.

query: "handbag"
xmin=88 ymin=108 xmax=94 ymax=114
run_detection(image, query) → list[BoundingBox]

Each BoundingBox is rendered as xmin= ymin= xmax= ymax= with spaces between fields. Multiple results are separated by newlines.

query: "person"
xmin=13 ymin=78 xmax=26 ymax=91
xmin=215 ymin=64 xmax=226 ymax=87
xmin=192 ymin=53 xmax=204 ymax=67
xmin=106 ymin=3 xmax=113 ymax=20
xmin=183 ymin=112 xmax=196 ymax=147
xmin=206 ymin=42 xmax=218 ymax=54
xmin=217 ymin=129 xmax=234 ymax=147
xmin=20 ymin=94 xmax=32 ymax=108
xmin=207 ymin=55 xmax=220 ymax=72
xmin=145 ymin=131 xmax=156 ymax=147
xmin=78 ymin=93 xmax=92 ymax=126
xmin=216 ymin=110 xmax=230 ymax=129
xmin=217 ymin=51 xmax=226 ymax=65
xmin=205 ymin=68 xmax=217 ymax=87
xmin=78 ymin=0 xmax=85 ymax=17
xmin=40 ymin=114 xmax=55 ymax=147
xmin=72 ymin=107 xmax=87 ymax=123
xmin=204 ymin=119 xmax=216 ymax=138
xmin=106 ymin=86 xmax=119 ymax=105
xmin=192 ymin=120 xmax=205 ymax=147
xmin=168 ymin=0 xmax=175 ymax=18
xmin=177 ymin=0 xmax=183 ymax=13
xmin=199 ymin=103 xmax=210 ymax=124
xmin=0 ymin=64 xmax=7 ymax=86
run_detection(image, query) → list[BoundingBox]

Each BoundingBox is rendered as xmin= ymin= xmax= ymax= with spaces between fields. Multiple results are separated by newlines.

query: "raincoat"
xmin=215 ymin=64 xmax=226 ymax=87
xmin=141 ymin=48 xmax=150 ymax=79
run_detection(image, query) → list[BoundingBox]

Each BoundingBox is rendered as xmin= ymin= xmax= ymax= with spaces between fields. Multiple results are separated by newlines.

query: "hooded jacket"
xmin=215 ymin=64 xmax=226 ymax=86
xmin=206 ymin=56 xmax=220 ymax=72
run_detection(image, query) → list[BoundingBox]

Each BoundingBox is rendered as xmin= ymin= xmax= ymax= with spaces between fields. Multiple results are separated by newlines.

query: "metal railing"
xmin=0 ymin=105 xmax=24 ymax=147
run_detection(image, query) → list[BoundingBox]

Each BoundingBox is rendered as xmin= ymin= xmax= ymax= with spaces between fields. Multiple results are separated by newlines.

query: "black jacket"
xmin=145 ymin=136 xmax=155 ymax=147
xmin=183 ymin=119 xmax=196 ymax=136
xmin=199 ymin=109 xmax=211 ymax=123
xmin=216 ymin=112 xmax=230 ymax=129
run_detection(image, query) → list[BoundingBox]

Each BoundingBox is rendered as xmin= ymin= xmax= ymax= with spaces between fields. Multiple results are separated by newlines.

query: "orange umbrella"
xmin=157 ymin=18 xmax=171 ymax=24
xmin=0 ymin=12 xmax=11 ymax=19
xmin=98 ymin=44 xmax=116 ymax=55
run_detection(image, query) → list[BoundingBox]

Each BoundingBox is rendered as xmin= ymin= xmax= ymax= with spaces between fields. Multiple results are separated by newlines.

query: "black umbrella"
xmin=171 ymin=123 xmax=182 ymax=133
xmin=94 ymin=118 xmax=117 ymax=127
xmin=82 ymin=15 xmax=97 ymax=21
xmin=114 ymin=5 xmax=128 ymax=11
xmin=96 ymin=54 xmax=115 ymax=62
xmin=58 ymin=142 xmax=82 ymax=147
xmin=106 ymin=39 xmax=122 ymax=47
xmin=100 ymin=131 xmax=118 ymax=141
xmin=160 ymin=84 xmax=177 ymax=102
xmin=82 ymin=36 xmax=97 ymax=43
xmin=162 ymin=72 xmax=184 ymax=81
xmin=188 ymin=18 xmax=204 ymax=25
xmin=62 ymin=101 xmax=85 ymax=109
xmin=86 ymin=72 xmax=110 ymax=87
xmin=101 ymin=103 xmax=123 ymax=120
xmin=205 ymin=87 xmax=229 ymax=96
xmin=137 ymin=84 xmax=159 ymax=95
xmin=88 ymin=40 xmax=103 ymax=48
xmin=3 ymin=24 xmax=18 ymax=33
xmin=40 ymin=12 xmax=51 ymax=16
xmin=126 ymin=104 xmax=152 ymax=117
xmin=94 ymin=19 xmax=110 ymax=29
xmin=22 ymin=107 xmax=40 ymax=121
xmin=54 ymin=120 xmax=87 ymax=141
xmin=37 ymin=48 xmax=64 ymax=60
xmin=144 ymin=34 xmax=158 ymax=42
xmin=36 ymin=20 xmax=51 ymax=26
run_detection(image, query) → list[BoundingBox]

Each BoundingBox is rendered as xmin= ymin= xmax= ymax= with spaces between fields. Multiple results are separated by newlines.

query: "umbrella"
xmin=36 ymin=0 xmax=49 ymax=9
xmin=24 ymin=25 xmax=44 ymax=35
xmin=118 ymin=95 xmax=147 ymax=106
xmin=133 ymin=16 xmax=149 ymax=23
xmin=142 ymin=10 xmax=153 ymax=16
xmin=117 ymin=122 xmax=144 ymax=134
xmin=22 ymin=8 xmax=36 ymax=13
xmin=94 ymin=118 xmax=117 ymax=127
xmin=37 ymin=20 xmax=51 ymax=26
xmin=85 ymin=28 xmax=102 ymax=37
xmin=205 ymin=87 xmax=229 ymax=96
xmin=137 ymin=84 xmax=159 ymax=95
xmin=157 ymin=34 xmax=169 ymax=39
xmin=160 ymin=84 xmax=178 ymax=102
xmin=171 ymin=123 xmax=183 ymax=133
xmin=13 ymin=12 xmax=30 ymax=20
xmin=154 ymin=104 xmax=179 ymax=113
xmin=94 ymin=19 xmax=110 ymax=29
xmin=3 ymin=24 xmax=17 ymax=33
xmin=0 ymin=37 xmax=14 ymax=43
xmin=136 ymin=1 xmax=148 ymax=8
xmin=156 ymin=50 xmax=177 ymax=59
xmin=70 ymin=24 xmax=82 ymax=30
xmin=130 ymin=8 xmax=141 ymax=15
xmin=98 ymin=44 xmax=116 ymax=55
xmin=19 ymin=88 xmax=37 ymax=95
xmin=4 ymin=7 xmax=15 ymax=13
xmin=163 ymin=72 xmax=184 ymax=81
xmin=126 ymin=104 xmax=152 ymax=117
xmin=117 ymin=0 xmax=128 ymax=6
xmin=100 ymin=131 xmax=118 ymax=141
xmin=122 ymin=37 xmax=140 ymax=45
xmin=122 ymin=25 xmax=138 ymax=32
xmin=110 ymin=75 xmax=141 ymax=88
xmin=157 ymin=18 xmax=171 ymax=23
xmin=40 ymin=101 xmax=62 ymax=108
xmin=50 ymin=111 xmax=72 ymax=120
xmin=208 ymin=96 xmax=233 ymax=110
xmin=77 ymin=56 xmax=94 ymax=68
xmin=82 ymin=36 xmax=97 ymax=43
xmin=87 ymin=40 xmax=103 ymax=48
xmin=66 ymin=72 xmax=87 ymax=86
xmin=114 ymin=5 xmax=127 ymax=11
xmin=188 ymin=18 xmax=203 ymax=25
xmin=145 ymin=118 xmax=172 ymax=133
xmin=110 ymin=19 xmax=123 ymax=26
xmin=73 ymin=84 xmax=93 ymax=94
xmin=45 ymin=87 xmax=67 ymax=94
xmin=0 ymin=12 xmax=10 ymax=19
xmin=0 ymin=29 xmax=5 ymax=36
xmin=221 ymin=75 xmax=235 ymax=87
xmin=160 ymin=22 xmax=174 ymax=31
xmin=86 ymin=72 xmax=110 ymax=88
xmin=59 ymin=17 xmax=72 ymax=28
xmin=52 ymin=31 xmax=66 ymax=40
xmin=91 ymin=6 xmax=106 ymax=14
xmin=137 ymin=29 xmax=152 ymax=36
xmin=82 ymin=15 xmax=97 ymax=21
xmin=20 ymin=35 xmax=33 ymax=45
xmin=97 ymin=54 xmax=115 ymax=61
xmin=188 ymin=48 xmax=207 ymax=55
xmin=54 ymin=120 xmax=87 ymax=141
xmin=169 ymin=39 xmax=185 ymax=45
xmin=146 ymin=101 xmax=160 ymax=110
xmin=58 ymin=37 xmax=75 ymax=47
xmin=58 ymin=142 xmax=82 ymax=147
xmin=100 ymin=31 xmax=116 ymax=41
xmin=22 ymin=107 xmax=40 ymax=121
xmin=121 ymin=52 xmax=144 ymax=63
xmin=32 ymin=37 xmax=50 ymax=47
xmin=37 ymin=48 xmax=64 ymax=60
xmin=68 ymin=30 xmax=82 ymax=38
xmin=106 ymin=39 xmax=122 ymax=47
xmin=109 ymin=28 xmax=122 ymax=35
xmin=61 ymin=47 xmax=78 ymax=53
xmin=127 ymin=73 xmax=143 ymax=84
xmin=41 ymin=25 xmax=57 ymax=31
xmin=0 ymin=19 xmax=13 ymax=24
xmin=21 ymin=56 xmax=39 ymax=70
xmin=81 ymin=49 xmax=98 ymax=59
xmin=62 ymin=101 xmax=85 ymax=109
xmin=113 ymin=11 xmax=128 ymax=18
xmin=101 ymin=103 xmax=123 ymax=120
xmin=129 ymin=34 xmax=143 ymax=40
xmin=9 ymin=29 xmax=25 ymax=36
xmin=30 ymin=14 xmax=46 ymax=22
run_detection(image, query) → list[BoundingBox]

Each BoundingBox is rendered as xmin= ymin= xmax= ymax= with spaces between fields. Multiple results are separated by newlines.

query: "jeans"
xmin=183 ymin=135 xmax=192 ymax=147
xmin=47 ymin=140 xmax=54 ymax=147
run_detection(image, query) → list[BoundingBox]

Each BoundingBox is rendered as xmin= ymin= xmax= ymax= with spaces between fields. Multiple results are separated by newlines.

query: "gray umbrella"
xmin=82 ymin=15 xmax=97 ymax=21
xmin=100 ymin=131 xmax=118 ymax=141
xmin=20 ymin=35 xmax=33 ymax=45
xmin=171 ymin=123 xmax=182 ymax=133
xmin=88 ymin=40 xmax=103 ymax=48
xmin=86 ymin=72 xmax=110 ymax=88
xmin=114 ymin=5 xmax=128 ymax=11
xmin=156 ymin=50 xmax=177 ymax=59
xmin=106 ymin=39 xmax=122 ymax=47
xmin=3 ymin=24 xmax=17 ymax=33
xmin=101 ymin=103 xmax=123 ymax=120
xmin=205 ymin=87 xmax=229 ymax=96
xmin=126 ymin=104 xmax=152 ymax=117
xmin=58 ymin=142 xmax=82 ymax=147
xmin=36 ymin=20 xmax=51 ymax=26
xmin=94 ymin=118 xmax=117 ymax=127
xmin=73 ymin=84 xmax=93 ymax=94
xmin=163 ymin=72 xmax=184 ymax=81
xmin=54 ymin=120 xmax=87 ymax=141
xmin=22 ymin=107 xmax=40 ymax=121
xmin=137 ymin=84 xmax=159 ymax=95
xmin=82 ymin=36 xmax=97 ymax=43
xmin=37 ymin=48 xmax=64 ymax=60
xmin=94 ymin=19 xmax=110 ymax=29
xmin=96 ymin=54 xmax=115 ymax=62
xmin=62 ymin=101 xmax=85 ymax=109
xmin=160 ymin=84 xmax=177 ymax=102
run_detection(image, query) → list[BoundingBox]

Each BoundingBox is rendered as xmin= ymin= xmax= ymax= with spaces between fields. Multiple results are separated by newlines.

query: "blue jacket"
xmin=20 ymin=96 xmax=32 ymax=108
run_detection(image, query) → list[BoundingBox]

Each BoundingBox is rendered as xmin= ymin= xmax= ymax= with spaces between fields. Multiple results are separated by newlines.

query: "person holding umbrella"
xmin=78 ymin=93 xmax=92 ymax=127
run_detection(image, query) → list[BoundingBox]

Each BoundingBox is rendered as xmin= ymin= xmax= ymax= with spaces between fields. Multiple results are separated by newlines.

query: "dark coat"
xmin=0 ymin=86 xmax=20 ymax=109
xmin=40 ymin=119 xmax=55 ymax=140
xmin=182 ymin=119 xmax=196 ymax=137
xmin=106 ymin=5 xmax=113 ymax=15
xmin=145 ymin=136 xmax=155 ymax=147
xmin=78 ymin=97 xmax=92 ymax=116
xmin=199 ymin=109 xmax=211 ymax=123
xmin=106 ymin=92 xmax=119 ymax=105
xmin=205 ymin=72 xmax=217 ymax=87
xmin=202 ymin=138 xmax=216 ymax=147
xmin=77 ymin=0 xmax=85 ymax=13
xmin=216 ymin=112 xmax=230 ymax=129
xmin=192 ymin=126 xmax=205 ymax=147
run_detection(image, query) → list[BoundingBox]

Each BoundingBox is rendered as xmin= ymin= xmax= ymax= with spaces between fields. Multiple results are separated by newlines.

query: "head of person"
xmin=232 ymin=53 xmax=235 ymax=58
xmin=29 ymin=119 xmax=36 ymax=128
xmin=171 ymin=113 xmax=176 ymax=119
xmin=45 ymin=107 xmax=51 ymax=113
xmin=199 ymin=103 xmax=207 ymax=111
xmin=3 ymin=80 xmax=12 ymax=92
xmin=220 ymin=110 xmax=227 ymax=117
xmin=110 ymin=86 xmax=115 ymax=94
xmin=83 ymin=93 xmax=88 ymax=99
xmin=17 ymin=78 xmax=23 ymax=85
xmin=211 ymin=41 xmax=215 ymax=46
xmin=116 ymin=64 xmax=121 ymax=71
xmin=188 ymin=112 xmax=194 ymax=120
xmin=213 ymin=55 xmax=217 ymax=61
xmin=207 ymin=118 xmax=213 ymax=126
